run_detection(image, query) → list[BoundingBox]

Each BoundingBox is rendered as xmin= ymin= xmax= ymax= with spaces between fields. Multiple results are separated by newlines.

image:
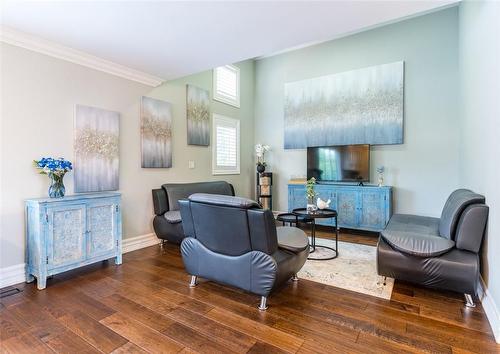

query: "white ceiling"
xmin=1 ymin=1 xmax=459 ymax=81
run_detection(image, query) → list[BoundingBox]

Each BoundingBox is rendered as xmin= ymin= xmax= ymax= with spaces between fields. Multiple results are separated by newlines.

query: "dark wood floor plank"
xmin=355 ymin=332 xmax=422 ymax=354
xmin=161 ymin=322 xmax=235 ymax=354
xmin=100 ymin=293 xmax=175 ymax=332
xmin=406 ymin=323 xmax=500 ymax=353
xmin=165 ymin=306 xmax=257 ymax=352
xmin=100 ymin=312 xmax=184 ymax=353
xmin=247 ymin=341 xmax=288 ymax=354
xmin=57 ymin=309 xmax=128 ymax=352
xmin=0 ymin=307 xmax=31 ymax=341
xmin=205 ymin=307 xmax=304 ymax=353
xmin=1 ymin=332 xmax=55 ymax=354
xmin=110 ymin=342 xmax=148 ymax=354
xmin=41 ymin=329 xmax=101 ymax=354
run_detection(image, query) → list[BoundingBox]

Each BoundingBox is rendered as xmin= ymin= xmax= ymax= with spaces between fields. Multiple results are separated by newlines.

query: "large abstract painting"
xmin=74 ymin=105 xmax=119 ymax=192
xmin=141 ymin=96 xmax=172 ymax=168
xmin=284 ymin=61 xmax=404 ymax=149
xmin=186 ymin=84 xmax=210 ymax=146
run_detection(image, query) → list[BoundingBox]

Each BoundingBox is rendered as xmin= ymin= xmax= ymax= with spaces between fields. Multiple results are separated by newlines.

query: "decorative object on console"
xmin=377 ymin=166 xmax=385 ymax=187
xmin=186 ymin=84 xmax=210 ymax=146
xmin=316 ymin=197 xmax=331 ymax=210
xmin=26 ymin=193 xmax=122 ymax=289
xmin=284 ymin=61 xmax=404 ymax=149
xmin=306 ymin=177 xmax=317 ymax=212
xmin=74 ymin=104 xmax=119 ymax=192
xmin=34 ymin=157 xmax=72 ymax=198
xmin=141 ymin=96 xmax=173 ymax=168
xmin=255 ymin=143 xmax=270 ymax=173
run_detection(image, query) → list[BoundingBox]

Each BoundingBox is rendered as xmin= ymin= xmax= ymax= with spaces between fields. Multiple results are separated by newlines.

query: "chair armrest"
xmin=455 ymin=204 xmax=489 ymax=253
xmin=152 ymin=188 xmax=168 ymax=215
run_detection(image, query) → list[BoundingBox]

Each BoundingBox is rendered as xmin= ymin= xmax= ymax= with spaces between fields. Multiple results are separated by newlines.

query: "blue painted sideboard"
xmin=288 ymin=184 xmax=392 ymax=232
xmin=25 ymin=192 xmax=122 ymax=289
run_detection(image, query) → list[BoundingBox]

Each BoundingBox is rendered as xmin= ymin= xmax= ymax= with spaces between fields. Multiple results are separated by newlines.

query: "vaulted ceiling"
xmin=1 ymin=1 xmax=459 ymax=81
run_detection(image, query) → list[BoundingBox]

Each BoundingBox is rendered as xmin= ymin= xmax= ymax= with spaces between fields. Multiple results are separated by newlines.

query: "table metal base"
xmin=307 ymin=218 xmax=339 ymax=261
xmin=308 ymin=244 xmax=338 ymax=261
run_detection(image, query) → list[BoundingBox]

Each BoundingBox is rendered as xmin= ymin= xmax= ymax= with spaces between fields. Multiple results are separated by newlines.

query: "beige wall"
xmin=0 ymin=43 xmax=255 ymax=268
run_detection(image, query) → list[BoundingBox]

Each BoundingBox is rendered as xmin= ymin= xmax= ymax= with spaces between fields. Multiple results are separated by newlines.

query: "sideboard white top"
xmin=26 ymin=192 xmax=121 ymax=203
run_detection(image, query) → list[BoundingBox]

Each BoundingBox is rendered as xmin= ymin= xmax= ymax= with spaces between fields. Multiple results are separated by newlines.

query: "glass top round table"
xmin=292 ymin=208 xmax=338 ymax=260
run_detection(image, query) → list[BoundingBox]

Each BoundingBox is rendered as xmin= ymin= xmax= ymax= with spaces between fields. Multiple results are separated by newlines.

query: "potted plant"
xmin=34 ymin=157 xmax=73 ymax=198
xmin=255 ymin=143 xmax=270 ymax=173
xmin=306 ymin=177 xmax=317 ymax=212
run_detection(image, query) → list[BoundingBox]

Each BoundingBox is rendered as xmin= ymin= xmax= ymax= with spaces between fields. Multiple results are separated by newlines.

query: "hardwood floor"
xmin=1 ymin=233 xmax=498 ymax=354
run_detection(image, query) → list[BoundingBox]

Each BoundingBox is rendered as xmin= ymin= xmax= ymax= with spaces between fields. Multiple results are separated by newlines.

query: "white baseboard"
xmin=0 ymin=233 xmax=161 ymax=290
xmin=122 ymin=233 xmax=160 ymax=254
xmin=478 ymin=277 xmax=500 ymax=343
xmin=0 ymin=263 xmax=26 ymax=289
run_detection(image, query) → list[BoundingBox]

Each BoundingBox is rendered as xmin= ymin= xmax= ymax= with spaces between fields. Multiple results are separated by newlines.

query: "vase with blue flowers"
xmin=34 ymin=157 xmax=73 ymax=198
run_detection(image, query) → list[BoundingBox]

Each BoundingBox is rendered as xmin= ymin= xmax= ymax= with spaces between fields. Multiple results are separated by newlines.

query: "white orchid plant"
xmin=255 ymin=143 xmax=270 ymax=167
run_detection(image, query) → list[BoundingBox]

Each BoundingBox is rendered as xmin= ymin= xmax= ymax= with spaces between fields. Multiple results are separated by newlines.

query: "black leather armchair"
xmin=152 ymin=181 xmax=234 ymax=243
xmin=377 ymin=189 xmax=489 ymax=307
xmin=179 ymin=193 xmax=309 ymax=310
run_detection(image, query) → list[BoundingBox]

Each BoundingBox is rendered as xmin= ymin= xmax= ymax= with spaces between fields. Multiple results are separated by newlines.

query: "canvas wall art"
xmin=186 ymin=84 xmax=210 ymax=146
xmin=141 ymin=96 xmax=173 ymax=168
xmin=284 ymin=61 xmax=404 ymax=149
xmin=74 ymin=105 xmax=119 ymax=192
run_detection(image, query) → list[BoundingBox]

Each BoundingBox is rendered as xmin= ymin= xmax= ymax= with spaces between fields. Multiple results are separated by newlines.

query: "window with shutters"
xmin=212 ymin=114 xmax=240 ymax=175
xmin=213 ymin=64 xmax=240 ymax=108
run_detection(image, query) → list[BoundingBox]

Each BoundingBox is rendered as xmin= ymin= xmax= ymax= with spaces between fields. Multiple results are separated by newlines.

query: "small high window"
xmin=213 ymin=65 xmax=240 ymax=108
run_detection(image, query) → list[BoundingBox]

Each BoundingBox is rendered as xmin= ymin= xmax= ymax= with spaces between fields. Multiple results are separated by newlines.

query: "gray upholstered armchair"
xmin=179 ymin=193 xmax=309 ymax=310
xmin=152 ymin=181 xmax=234 ymax=243
xmin=377 ymin=189 xmax=489 ymax=307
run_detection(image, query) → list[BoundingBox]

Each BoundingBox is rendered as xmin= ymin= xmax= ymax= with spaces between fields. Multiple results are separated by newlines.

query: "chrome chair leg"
xmin=292 ymin=274 xmax=299 ymax=282
xmin=465 ymin=293 xmax=476 ymax=308
xmin=189 ymin=275 xmax=198 ymax=288
xmin=258 ymin=296 xmax=268 ymax=311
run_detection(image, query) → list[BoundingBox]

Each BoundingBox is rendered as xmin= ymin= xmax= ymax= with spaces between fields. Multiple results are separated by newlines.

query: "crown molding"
xmin=0 ymin=26 xmax=164 ymax=87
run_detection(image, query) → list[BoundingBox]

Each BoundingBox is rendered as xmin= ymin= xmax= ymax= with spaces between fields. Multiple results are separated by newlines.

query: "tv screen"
xmin=307 ymin=145 xmax=370 ymax=183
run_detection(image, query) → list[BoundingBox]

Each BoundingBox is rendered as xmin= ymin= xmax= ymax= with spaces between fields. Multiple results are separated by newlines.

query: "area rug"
xmin=297 ymin=239 xmax=394 ymax=299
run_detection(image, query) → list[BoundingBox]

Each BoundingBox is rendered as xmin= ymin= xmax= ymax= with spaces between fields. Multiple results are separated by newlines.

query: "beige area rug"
xmin=298 ymin=239 xmax=394 ymax=299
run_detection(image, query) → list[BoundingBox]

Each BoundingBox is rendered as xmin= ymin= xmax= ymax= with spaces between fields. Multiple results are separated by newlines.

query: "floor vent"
xmin=0 ymin=287 xmax=22 ymax=298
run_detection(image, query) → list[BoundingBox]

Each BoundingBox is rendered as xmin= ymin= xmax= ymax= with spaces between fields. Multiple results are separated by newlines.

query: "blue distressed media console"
xmin=25 ymin=192 xmax=122 ymax=289
xmin=288 ymin=184 xmax=392 ymax=231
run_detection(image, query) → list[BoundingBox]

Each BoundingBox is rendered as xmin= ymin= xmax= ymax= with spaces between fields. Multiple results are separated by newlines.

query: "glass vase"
xmin=306 ymin=197 xmax=317 ymax=213
xmin=48 ymin=173 xmax=66 ymax=198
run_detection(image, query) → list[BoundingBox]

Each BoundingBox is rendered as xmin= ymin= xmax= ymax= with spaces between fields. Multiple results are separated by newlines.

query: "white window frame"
xmin=213 ymin=64 xmax=240 ymax=108
xmin=212 ymin=114 xmax=240 ymax=175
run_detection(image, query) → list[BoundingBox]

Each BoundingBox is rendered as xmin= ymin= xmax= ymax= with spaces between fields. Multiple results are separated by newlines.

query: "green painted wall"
xmin=459 ymin=0 xmax=500 ymax=338
xmin=254 ymin=8 xmax=460 ymax=217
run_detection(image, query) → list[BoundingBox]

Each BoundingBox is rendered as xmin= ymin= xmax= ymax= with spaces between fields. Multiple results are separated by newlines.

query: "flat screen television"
xmin=307 ymin=145 xmax=370 ymax=183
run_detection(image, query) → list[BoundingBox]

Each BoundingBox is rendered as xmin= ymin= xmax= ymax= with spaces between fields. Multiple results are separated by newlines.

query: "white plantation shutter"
xmin=213 ymin=114 xmax=240 ymax=175
xmin=213 ymin=65 xmax=240 ymax=107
